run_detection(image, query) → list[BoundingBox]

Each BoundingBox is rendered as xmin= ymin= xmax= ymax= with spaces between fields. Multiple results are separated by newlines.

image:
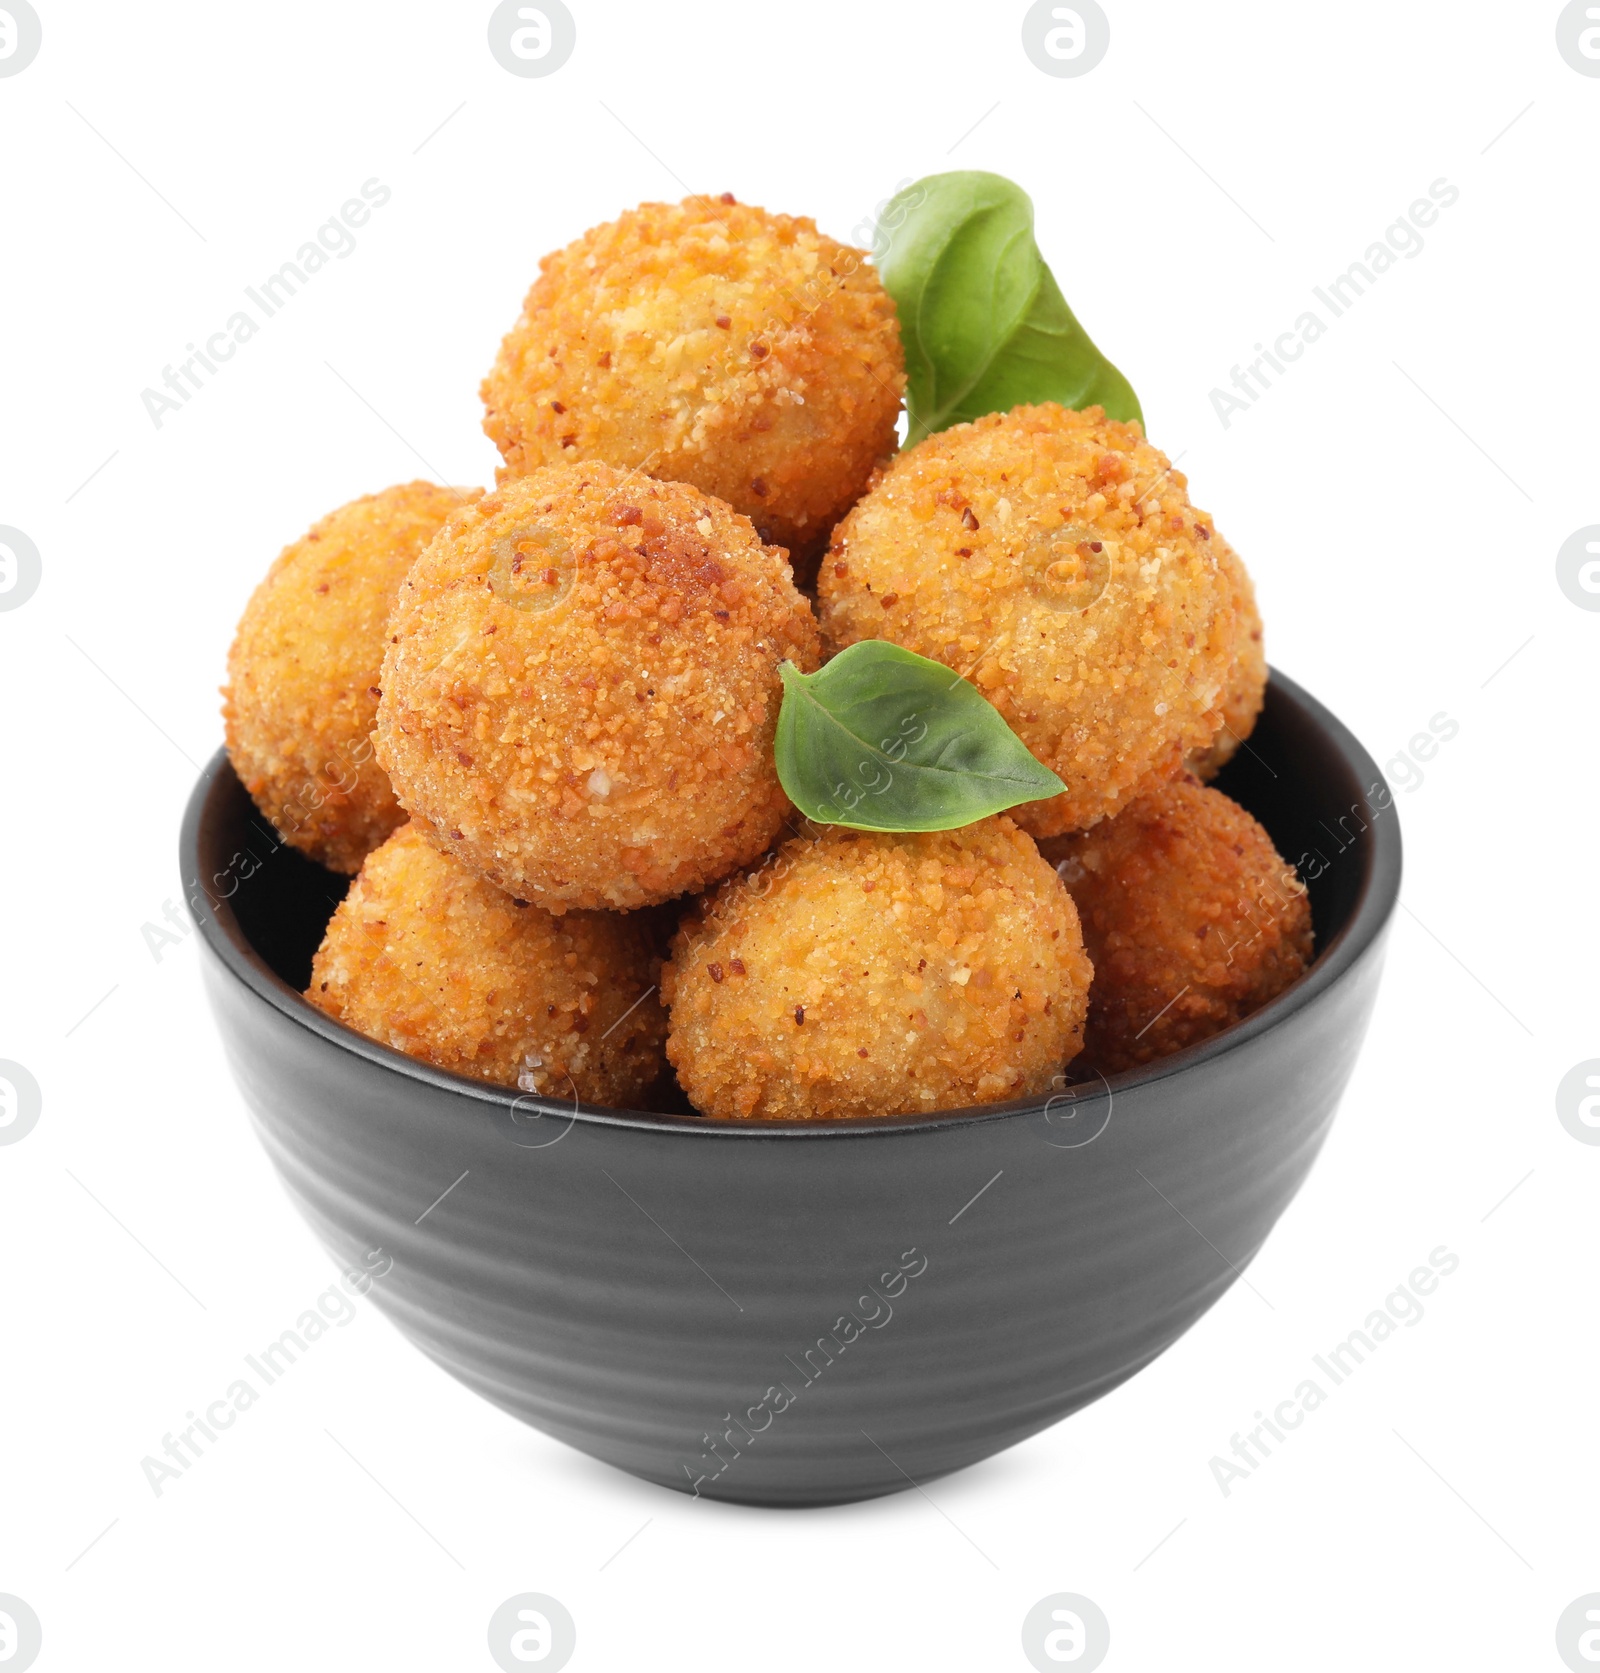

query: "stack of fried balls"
xmin=222 ymin=194 xmax=1311 ymax=1121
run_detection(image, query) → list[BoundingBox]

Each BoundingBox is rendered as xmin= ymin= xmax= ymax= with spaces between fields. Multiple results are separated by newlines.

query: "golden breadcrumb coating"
xmin=375 ymin=463 xmax=820 ymax=912
xmin=1190 ymin=535 xmax=1265 ymax=780
xmin=662 ymin=817 xmax=1092 ymax=1120
xmin=1039 ymin=777 xmax=1311 ymax=1073
xmin=224 ymin=482 xmax=478 ymax=873
xmin=817 ymin=404 xmax=1236 ymax=838
xmin=480 ymin=194 xmax=905 ymax=571
xmin=307 ymin=823 xmax=665 ymax=1103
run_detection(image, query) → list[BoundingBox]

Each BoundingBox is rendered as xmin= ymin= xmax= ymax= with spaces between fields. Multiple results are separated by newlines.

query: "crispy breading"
xmin=662 ymin=817 xmax=1092 ymax=1120
xmin=480 ymin=195 xmax=904 ymax=574
xmin=224 ymin=482 xmax=478 ymax=873
xmin=375 ymin=463 xmax=819 ymax=912
xmin=817 ymin=404 xmax=1237 ymax=836
xmin=1039 ymin=777 xmax=1311 ymax=1072
xmin=307 ymin=823 xmax=665 ymax=1103
xmin=1190 ymin=534 xmax=1265 ymax=780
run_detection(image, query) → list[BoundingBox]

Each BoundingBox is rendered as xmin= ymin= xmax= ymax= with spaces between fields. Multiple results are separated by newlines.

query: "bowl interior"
xmin=188 ymin=668 xmax=1395 ymax=1118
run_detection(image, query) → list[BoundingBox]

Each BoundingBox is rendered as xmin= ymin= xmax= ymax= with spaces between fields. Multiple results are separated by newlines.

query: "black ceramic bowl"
xmin=180 ymin=670 xmax=1399 ymax=1507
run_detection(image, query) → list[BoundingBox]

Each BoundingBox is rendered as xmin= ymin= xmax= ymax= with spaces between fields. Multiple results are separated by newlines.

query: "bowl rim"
xmin=180 ymin=667 xmax=1402 ymax=1141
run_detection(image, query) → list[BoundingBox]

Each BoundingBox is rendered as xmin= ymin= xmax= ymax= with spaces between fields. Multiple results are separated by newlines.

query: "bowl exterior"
xmin=183 ymin=670 xmax=1400 ymax=1506
xmin=198 ymin=927 xmax=1386 ymax=1505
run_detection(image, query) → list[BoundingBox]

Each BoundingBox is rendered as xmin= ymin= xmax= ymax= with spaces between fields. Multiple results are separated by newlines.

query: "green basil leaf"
xmin=774 ymin=641 xmax=1065 ymax=831
xmin=879 ymin=170 xmax=1142 ymax=442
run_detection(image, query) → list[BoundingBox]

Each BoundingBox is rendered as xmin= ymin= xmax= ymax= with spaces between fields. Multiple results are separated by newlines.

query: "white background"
xmin=1 ymin=2 xmax=1593 ymax=1669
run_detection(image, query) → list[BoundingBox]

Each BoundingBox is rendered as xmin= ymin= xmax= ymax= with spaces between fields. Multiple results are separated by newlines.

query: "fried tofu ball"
xmin=480 ymin=195 xmax=905 ymax=571
xmin=817 ymin=404 xmax=1237 ymax=838
xmin=307 ymin=823 xmax=665 ymax=1103
xmin=1039 ymin=777 xmax=1312 ymax=1073
xmin=662 ymin=817 xmax=1092 ymax=1120
xmin=224 ymin=482 xmax=478 ymax=873
xmin=375 ymin=463 xmax=820 ymax=912
xmin=1190 ymin=535 xmax=1265 ymax=780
